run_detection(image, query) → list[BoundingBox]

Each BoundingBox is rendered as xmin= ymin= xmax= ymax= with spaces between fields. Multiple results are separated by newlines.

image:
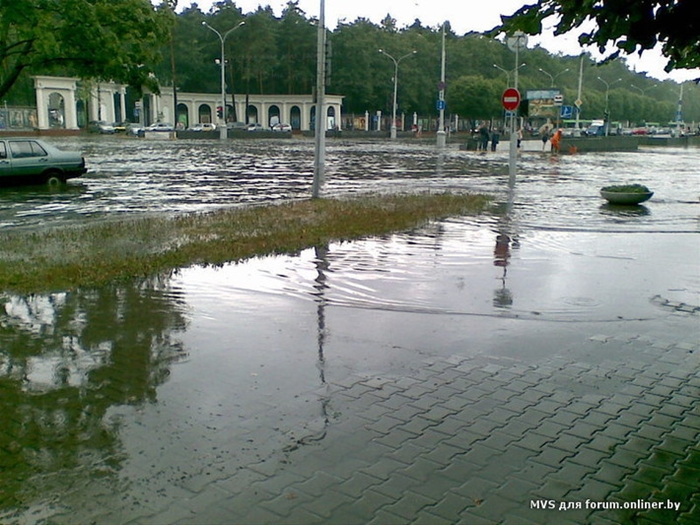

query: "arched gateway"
xmin=32 ymin=76 xmax=343 ymax=132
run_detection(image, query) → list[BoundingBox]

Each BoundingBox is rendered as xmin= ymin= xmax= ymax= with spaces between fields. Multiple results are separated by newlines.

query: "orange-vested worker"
xmin=550 ymin=129 xmax=562 ymax=153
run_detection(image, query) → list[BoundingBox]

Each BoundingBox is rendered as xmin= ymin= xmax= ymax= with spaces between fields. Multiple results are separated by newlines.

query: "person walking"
xmin=540 ymin=124 xmax=550 ymax=151
xmin=478 ymin=124 xmax=490 ymax=151
xmin=490 ymin=128 xmax=500 ymax=151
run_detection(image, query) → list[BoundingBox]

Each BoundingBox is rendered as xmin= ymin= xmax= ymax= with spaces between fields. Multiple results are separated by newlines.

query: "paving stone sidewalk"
xmin=149 ymin=325 xmax=700 ymax=525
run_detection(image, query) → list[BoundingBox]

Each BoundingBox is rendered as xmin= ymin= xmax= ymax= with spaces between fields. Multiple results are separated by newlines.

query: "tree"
xmin=0 ymin=0 xmax=172 ymax=100
xmin=496 ymin=0 xmax=700 ymax=73
xmin=276 ymin=2 xmax=317 ymax=94
xmin=448 ymin=75 xmax=501 ymax=120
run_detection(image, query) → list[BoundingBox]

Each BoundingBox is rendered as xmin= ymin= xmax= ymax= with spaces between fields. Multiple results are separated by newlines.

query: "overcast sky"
xmin=180 ymin=0 xmax=699 ymax=83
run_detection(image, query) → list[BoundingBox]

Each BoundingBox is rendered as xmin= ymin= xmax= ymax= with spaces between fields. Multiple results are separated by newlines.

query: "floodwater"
xmin=0 ymin=137 xmax=698 ymax=523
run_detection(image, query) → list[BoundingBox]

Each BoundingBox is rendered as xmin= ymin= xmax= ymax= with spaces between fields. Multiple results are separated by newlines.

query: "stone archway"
xmin=33 ymin=76 xmax=79 ymax=130
xmin=198 ymin=104 xmax=212 ymax=124
xmin=177 ymin=103 xmax=189 ymax=128
xmin=268 ymin=105 xmax=281 ymax=127
xmin=327 ymin=106 xmax=336 ymax=130
xmin=247 ymin=105 xmax=259 ymax=124
xmin=290 ymin=106 xmax=301 ymax=130
xmin=48 ymin=93 xmax=66 ymax=128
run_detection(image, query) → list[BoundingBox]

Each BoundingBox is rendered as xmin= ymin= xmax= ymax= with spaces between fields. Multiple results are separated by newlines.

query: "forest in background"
xmin=5 ymin=0 xmax=699 ymax=125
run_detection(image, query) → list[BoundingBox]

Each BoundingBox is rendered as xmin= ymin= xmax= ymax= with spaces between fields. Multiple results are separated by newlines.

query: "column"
xmin=64 ymin=86 xmax=79 ymax=129
xmin=35 ymin=86 xmax=48 ymax=129
xmin=119 ymin=87 xmax=127 ymax=123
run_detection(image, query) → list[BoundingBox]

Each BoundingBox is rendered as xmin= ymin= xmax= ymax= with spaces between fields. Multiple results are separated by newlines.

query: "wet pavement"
xmin=0 ymin=138 xmax=698 ymax=524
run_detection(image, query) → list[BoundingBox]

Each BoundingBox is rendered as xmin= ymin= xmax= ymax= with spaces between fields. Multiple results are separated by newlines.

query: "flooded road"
xmin=0 ymin=136 xmax=697 ymax=233
xmin=0 ymin=137 xmax=698 ymax=524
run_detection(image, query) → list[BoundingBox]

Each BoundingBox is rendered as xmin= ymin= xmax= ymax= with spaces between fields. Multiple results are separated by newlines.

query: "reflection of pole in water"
xmin=436 ymin=150 xmax=445 ymax=179
xmin=493 ymin=188 xmax=519 ymax=308
xmin=493 ymin=233 xmax=513 ymax=308
xmin=313 ymin=245 xmax=330 ymax=428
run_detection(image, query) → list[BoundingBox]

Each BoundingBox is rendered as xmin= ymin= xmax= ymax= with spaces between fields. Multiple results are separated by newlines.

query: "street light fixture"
xmin=597 ymin=77 xmax=622 ymax=136
xmin=538 ymin=67 xmax=570 ymax=87
xmin=493 ymin=63 xmax=526 ymax=87
xmin=379 ymin=49 xmax=417 ymax=139
xmin=630 ymin=83 xmax=657 ymax=95
xmin=202 ymin=20 xmax=245 ymax=139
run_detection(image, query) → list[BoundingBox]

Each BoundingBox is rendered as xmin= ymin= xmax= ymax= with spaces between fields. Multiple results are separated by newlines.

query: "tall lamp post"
xmin=597 ymin=77 xmax=621 ymax=136
xmin=202 ymin=20 xmax=245 ymax=140
xmin=379 ymin=49 xmax=416 ymax=139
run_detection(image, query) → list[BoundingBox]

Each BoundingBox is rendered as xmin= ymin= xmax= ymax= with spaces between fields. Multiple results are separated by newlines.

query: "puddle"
xmin=0 ymin=140 xmax=698 ymax=523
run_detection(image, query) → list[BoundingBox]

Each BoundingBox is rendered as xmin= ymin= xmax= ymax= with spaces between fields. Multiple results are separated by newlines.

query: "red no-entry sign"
xmin=502 ymin=88 xmax=521 ymax=111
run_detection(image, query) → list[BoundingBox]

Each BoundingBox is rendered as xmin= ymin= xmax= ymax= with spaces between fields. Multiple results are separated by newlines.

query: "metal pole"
xmin=575 ymin=55 xmax=583 ymax=134
xmin=379 ymin=49 xmax=415 ymax=140
xmin=203 ymin=21 xmax=244 ymax=140
xmin=219 ymin=36 xmax=226 ymax=139
xmin=312 ymin=0 xmax=326 ymax=199
xmin=436 ymin=23 xmax=447 ymax=149
xmin=391 ymin=60 xmax=398 ymax=139
xmin=508 ymin=41 xmax=519 ymax=187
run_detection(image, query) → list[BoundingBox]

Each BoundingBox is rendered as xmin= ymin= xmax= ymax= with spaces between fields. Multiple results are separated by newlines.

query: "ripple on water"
xmin=0 ymin=138 xmax=696 ymax=235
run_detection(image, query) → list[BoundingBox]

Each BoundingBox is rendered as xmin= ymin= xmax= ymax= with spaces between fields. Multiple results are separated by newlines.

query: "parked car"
xmin=247 ymin=123 xmax=265 ymax=132
xmin=146 ymin=122 xmax=174 ymax=132
xmin=88 ymin=121 xmax=116 ymax=134
xmin=189 ymin=123 xmax=216 ymax=132
xmin=0 ymin=138 xmax=87 ymax=186
xmin=126 ymin=123 xmax=144 ymax=136
xmin=227 ymin=122 xmax=248 ymax=131
xmin=272 ymin=123 xmax=292 ymax=132
xmin=584 ymin=124 xmax=604 ymax=136
xmin=112 ymin=121 xmax=130 ymax=133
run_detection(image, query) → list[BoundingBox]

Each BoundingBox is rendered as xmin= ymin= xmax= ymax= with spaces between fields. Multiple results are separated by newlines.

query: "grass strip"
xmin=0 ymin=192 xmax=491 ymax=294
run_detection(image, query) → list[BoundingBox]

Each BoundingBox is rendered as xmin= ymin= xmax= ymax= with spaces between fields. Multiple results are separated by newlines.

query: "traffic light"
xmin=216 ymin=106 xmax=223 ymax=118
xmin=519 ymin=99 xmax=529 ymax=117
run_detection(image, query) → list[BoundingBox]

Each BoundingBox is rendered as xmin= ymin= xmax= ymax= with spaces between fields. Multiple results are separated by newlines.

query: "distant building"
xmin=32 ymin=76 xmax=343 ymax=131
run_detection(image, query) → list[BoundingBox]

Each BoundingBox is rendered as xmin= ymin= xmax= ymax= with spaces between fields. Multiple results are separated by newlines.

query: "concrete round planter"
xmin=600 ymin=184 xmax=653 ymax=205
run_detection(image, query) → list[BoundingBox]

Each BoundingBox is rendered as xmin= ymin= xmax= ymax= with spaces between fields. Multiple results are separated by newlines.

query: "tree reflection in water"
xmin=0 ymin=275 xmax=189 ymax=517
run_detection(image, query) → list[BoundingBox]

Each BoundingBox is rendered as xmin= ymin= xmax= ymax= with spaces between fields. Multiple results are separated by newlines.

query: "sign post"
xmin=502 ymin=88 xmax=520 ymax=187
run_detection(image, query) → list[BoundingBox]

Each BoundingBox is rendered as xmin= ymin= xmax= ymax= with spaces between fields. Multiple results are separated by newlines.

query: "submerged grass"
xmin=0 ymin=192 xmax=491 ymax=294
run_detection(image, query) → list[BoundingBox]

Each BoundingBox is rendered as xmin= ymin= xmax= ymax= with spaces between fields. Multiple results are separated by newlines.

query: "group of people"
xmin=474 ymin=122 xmax=565 ymax=153
xmin=539 ymin=124 xmax=563 ymax=153
xmin=476 ymin=124 xmax=524 ymax=152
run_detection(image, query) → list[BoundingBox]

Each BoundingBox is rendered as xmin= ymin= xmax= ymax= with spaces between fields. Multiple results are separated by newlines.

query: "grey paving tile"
xmin=396 ymin=456 xmax=445 ymax=483
xmin=336 ymin=472 xmax=383 ymax=498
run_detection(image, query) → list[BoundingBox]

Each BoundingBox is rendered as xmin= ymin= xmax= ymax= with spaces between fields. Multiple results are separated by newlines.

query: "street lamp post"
xmin=379 ymin=49 xmax=416 ymax=139
xmin=538 ymin=67 xmax=570 ymax=87
xmin=597 ymin=77 xmax=621 ymax=136
xmin=202 ymin=20 xmax=245 ymax=140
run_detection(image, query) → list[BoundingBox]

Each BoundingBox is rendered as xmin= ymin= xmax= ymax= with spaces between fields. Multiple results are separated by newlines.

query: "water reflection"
xmin=0 ymin=139 xmax=697 ymax=522
xmin=0 ymin=276 xmax=188 ymax=517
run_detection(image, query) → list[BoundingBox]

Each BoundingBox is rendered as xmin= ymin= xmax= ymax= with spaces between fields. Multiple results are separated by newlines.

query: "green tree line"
xmin=3 ymin=0 xmax=698 ymax=125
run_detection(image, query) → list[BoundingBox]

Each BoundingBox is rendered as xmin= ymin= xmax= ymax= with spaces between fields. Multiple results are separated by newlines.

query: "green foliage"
xmin=601 ymin=184 xmax=651 ymax=193
xmin=0 ymin=0 xmax=171 ymax=99
xmin=448 ymin=75 xmax=501 ymax=119
xmin=2 ymin=0 xmax=698 ymax=125
xmin=497 ymin=0 xmax=700 ymax=72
